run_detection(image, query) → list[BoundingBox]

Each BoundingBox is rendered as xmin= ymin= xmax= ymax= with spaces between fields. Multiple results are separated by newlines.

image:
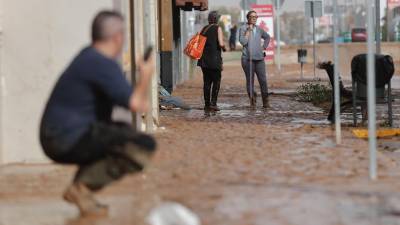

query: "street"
xmin=2 ymin=55 xmax=400 ymax=225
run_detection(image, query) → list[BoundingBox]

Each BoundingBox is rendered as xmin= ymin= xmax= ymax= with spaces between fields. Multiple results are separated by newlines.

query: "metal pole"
xmin=386 ymin=0 xmax=390 ymax=42
xmin=249 ymin=27 xmax=253 ymax=102
xmin=129 ymin=0 xmax=137 ymax=130
xmin=312 ymin=1 xmax=316 ymax=79
xmin=376 ymin=0 xmax=381 ymax=53
xmin=242 ymin=0 xmax=246 ymax=22
xmin=301 ymin=22 xmax=305 ymax=80
xmin=276 ymin=0 xmax=281 ymax=73
xmin=333 ymin=0 xmax=341 ymax=144
xmin=367 ymin=0 xmax=377 ymax=180
xmin=301 ymin=62 xmax=304 ymax=80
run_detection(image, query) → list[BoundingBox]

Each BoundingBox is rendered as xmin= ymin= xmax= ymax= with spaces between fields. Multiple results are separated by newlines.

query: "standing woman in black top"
xmin=198 ymin=11 xmax=226 ymax=111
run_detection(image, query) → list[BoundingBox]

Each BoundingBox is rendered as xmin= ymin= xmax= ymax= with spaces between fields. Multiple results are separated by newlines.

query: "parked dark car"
xmin=351 ymin=28 xmax=367 ymax=42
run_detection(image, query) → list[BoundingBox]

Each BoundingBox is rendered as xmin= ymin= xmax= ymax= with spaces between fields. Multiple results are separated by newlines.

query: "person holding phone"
xmin=197 ymin=11 xmax=226 ymax=112
xmin=239 ymin=10 xmax=271 ymax=108
xmin=40 ymin=11 xmax=156 ymax=217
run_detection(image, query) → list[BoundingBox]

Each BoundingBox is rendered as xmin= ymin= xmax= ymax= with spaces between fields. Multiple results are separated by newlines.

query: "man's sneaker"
xmin=63 ymin=183 xmax=108 ymax=217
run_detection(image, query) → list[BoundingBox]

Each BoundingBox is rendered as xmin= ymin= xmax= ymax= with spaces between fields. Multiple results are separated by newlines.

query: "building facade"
xmin=0 ymin=0 xmax=122 ymax=163
xmin=0 ymin=0 xmax=207 ymax=164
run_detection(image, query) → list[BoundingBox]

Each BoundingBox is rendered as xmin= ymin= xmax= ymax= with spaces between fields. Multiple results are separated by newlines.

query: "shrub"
xmin=296 ymin=83 xmax=332 ymax=104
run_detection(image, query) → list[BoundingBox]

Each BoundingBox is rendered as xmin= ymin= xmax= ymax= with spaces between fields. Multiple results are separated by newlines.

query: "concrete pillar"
xmin=144 ymin=0 xmax=160 ymax=131
xmin=132 ymin=0 xmax=159 ymax=132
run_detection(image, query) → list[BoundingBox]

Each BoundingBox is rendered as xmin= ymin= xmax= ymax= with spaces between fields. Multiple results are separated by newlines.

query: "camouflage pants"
xmin=43 ymin=122 xmax=157 ymax=191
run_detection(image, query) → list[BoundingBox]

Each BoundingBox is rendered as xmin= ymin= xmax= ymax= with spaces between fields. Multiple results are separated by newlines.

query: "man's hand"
xmin=129 ymin=52 xmax=155 ymax=113
xmin=137 ymin=54 xmax=155 ymax=82
xmin=130 ymin=92 xmax=150 ymax=113
xmin=221 ymin=45 xmax=227 ymax=52
xmin=245 ymin=24 xmax=254 ymax=37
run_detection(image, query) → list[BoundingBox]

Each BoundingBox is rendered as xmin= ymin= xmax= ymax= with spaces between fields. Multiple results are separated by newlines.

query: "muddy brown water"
xmin=2 ymin=61 xmax=400 ymax=225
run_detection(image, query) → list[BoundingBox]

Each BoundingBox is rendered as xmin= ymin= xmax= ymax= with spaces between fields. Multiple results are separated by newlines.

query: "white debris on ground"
xmin=147 ymin=202 xmax=201 ymax=225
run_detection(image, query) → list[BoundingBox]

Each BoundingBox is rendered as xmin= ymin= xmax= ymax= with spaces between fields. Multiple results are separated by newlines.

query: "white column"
xmin=142 ymin=0 xmax=159 ymax=132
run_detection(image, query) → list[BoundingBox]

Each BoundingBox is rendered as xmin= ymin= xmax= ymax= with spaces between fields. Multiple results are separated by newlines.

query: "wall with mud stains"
xmin=0 ymin=0 xmax=115 ymax=163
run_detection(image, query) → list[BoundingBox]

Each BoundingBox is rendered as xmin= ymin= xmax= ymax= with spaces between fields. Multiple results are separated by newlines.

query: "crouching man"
xmin=40 ymin=11 xmax=156 ymax=217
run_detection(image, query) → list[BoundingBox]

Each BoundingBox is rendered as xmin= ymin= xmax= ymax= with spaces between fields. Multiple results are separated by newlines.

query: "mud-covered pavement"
xmin=2 ymin=59 xmax=400 ymax=225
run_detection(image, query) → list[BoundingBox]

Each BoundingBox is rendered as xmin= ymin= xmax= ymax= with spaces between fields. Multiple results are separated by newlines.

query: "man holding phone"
xmin=40 ymin=11 xmax=156 ymax=217
xmin=239 ymin=10 xmax=271 ymax=108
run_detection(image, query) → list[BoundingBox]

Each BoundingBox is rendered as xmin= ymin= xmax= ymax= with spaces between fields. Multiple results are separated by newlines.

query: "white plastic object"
xmin=147 ymin=202 xmax=201 ymax=225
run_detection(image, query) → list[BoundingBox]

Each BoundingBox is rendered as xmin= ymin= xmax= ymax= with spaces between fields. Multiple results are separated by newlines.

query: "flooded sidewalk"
xmin=2 ymin=61 xmax=400 ymax=225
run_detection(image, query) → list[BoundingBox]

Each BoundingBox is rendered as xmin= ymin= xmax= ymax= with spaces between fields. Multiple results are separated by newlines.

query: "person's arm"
xmin=129 ymin=54 xmax=155 ymax=113
xmin=261 ymin=29 xmax=271 ymax=50
xmin=239 ymin=26 xmax=249 ymax=46
xmin=90 ymin=53 xmax=155 ymax=113
xmin=217 ymin=26 xmax=227 ymax=52
xmin=239 ymin=25 xmax=255 ymax=46
xmin=91 ymin=62 xmax=133 ymax=109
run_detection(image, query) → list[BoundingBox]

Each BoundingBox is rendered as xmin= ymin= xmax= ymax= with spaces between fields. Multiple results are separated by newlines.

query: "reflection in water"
xmin=164 ymin=92 xmax=400 ymax=126
xmin=66 ymin=216 xmax=101 ymax=225
xmin=291 ymin=119 xmax=331 ymax=125
xmin=167 ymin=106 xmax=330 ymax=126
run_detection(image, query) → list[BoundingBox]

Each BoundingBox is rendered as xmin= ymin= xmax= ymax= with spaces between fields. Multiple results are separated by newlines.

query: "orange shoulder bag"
xmin=184 ymin=25 xmax=214 ymax=60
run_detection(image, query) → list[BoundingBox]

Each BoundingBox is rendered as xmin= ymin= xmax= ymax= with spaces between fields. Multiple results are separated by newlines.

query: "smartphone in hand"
xmin=143 ymin=46 xmax=154 ymax=61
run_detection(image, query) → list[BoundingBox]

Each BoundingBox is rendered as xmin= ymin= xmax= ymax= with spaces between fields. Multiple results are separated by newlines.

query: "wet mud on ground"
xmin=2 ymin=61 xmax=400 ymax=225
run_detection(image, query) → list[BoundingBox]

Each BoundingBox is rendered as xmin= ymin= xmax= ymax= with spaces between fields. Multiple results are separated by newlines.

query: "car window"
xmin=352 ymin=28 xmax=366 ymax=33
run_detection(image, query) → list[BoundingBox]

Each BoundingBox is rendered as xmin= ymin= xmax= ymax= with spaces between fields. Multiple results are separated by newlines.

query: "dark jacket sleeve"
xmin=92 ymin=62 xmax=133 ymax=108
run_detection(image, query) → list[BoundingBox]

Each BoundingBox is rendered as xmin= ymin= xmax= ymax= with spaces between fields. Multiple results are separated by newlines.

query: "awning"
xmin=175 ymin=0 xmax=208 ymax=11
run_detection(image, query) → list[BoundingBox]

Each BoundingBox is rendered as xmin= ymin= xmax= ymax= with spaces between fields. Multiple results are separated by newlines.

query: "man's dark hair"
xmin=92 ymin=11 xmax=124 ymax=42
xmin=246 ymin=10 xmax=257 ymax=20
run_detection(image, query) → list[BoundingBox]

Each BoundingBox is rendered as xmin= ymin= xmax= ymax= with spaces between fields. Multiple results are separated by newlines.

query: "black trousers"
xmin=229 ymin=40 xmax=236 ymax=50
xmin=41 ymin=122 xmax=157 ymax=191
xmin=201 ymin=67 xmax=221 ymax=107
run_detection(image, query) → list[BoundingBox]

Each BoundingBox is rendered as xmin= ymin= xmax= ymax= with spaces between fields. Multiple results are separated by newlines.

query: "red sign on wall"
xmin=388 ymin=0 xmax=400 ymax=8
xmin=251 ymin=4 xmax=275 ymax=61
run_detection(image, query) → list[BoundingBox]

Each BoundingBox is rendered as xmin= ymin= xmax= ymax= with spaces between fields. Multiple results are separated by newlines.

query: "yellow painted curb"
xmin=353 ymin=129 xmax=400 ymax=139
